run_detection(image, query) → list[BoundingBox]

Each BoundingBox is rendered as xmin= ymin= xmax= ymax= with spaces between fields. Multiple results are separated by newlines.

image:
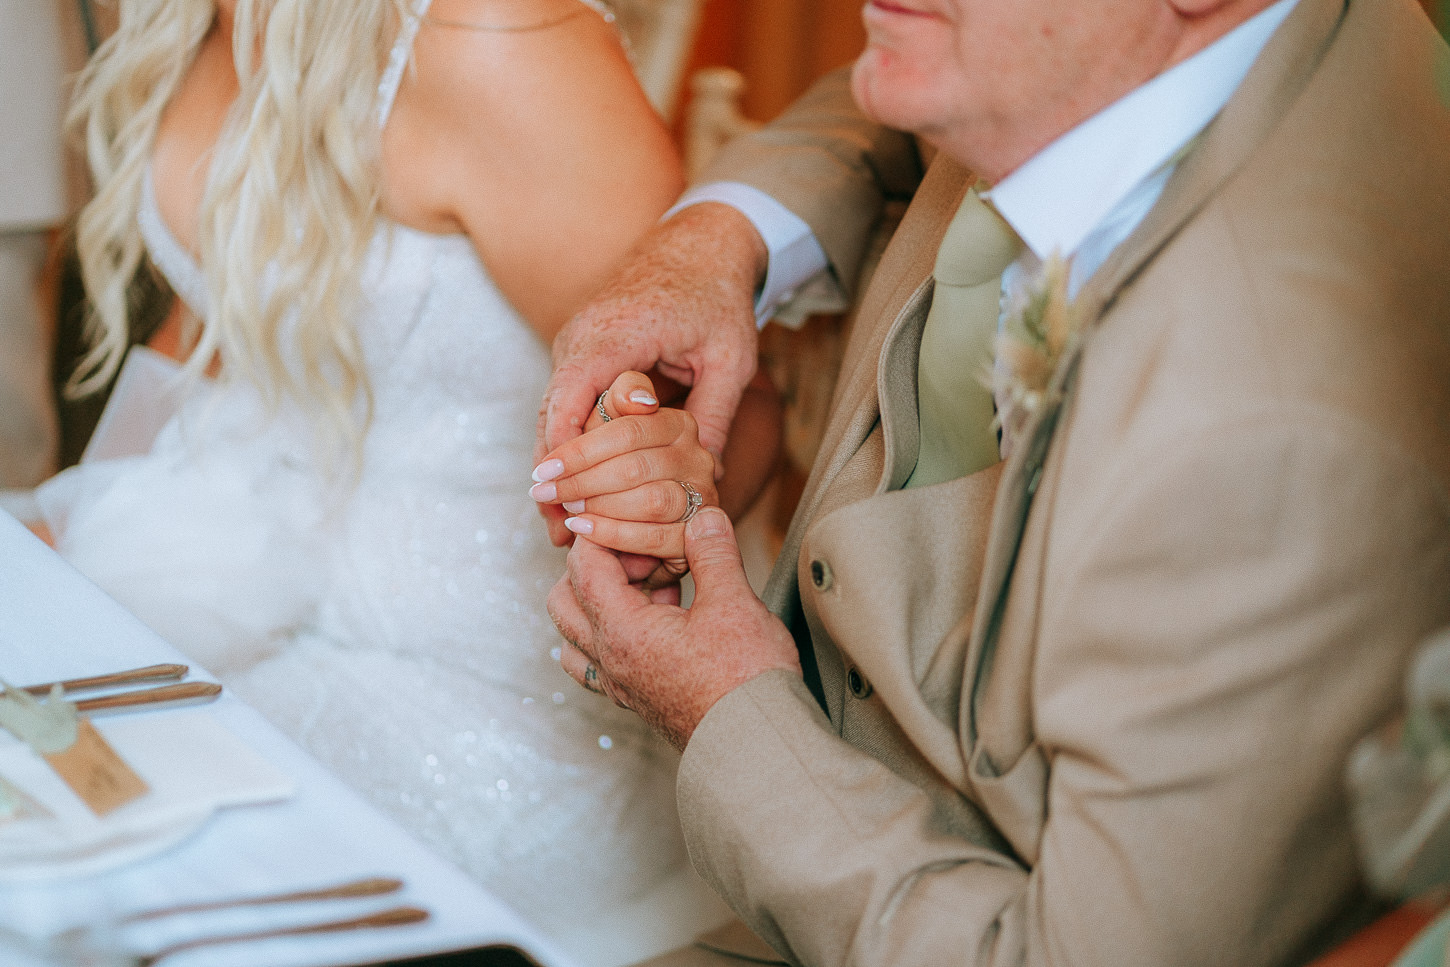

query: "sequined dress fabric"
xmin=35 ymin=4 xmax=728 ymax=963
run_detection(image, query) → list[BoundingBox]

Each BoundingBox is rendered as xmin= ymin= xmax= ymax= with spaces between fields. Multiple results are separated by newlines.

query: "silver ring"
xmin=595 ymin=392 xmax=611 ymax=423
xmin=583 ymin=663 xmax=603 ymax=694
xmin=676 ymin=481 xmax=703 ymax=524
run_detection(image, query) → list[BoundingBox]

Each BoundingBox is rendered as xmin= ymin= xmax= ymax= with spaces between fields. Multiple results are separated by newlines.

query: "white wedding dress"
xmin=35 ymin=4 xmax=730 ymax=963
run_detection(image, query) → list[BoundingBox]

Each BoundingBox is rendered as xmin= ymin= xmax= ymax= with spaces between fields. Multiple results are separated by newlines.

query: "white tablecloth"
xmin=0 ymin=510 xmax=578 ymax=967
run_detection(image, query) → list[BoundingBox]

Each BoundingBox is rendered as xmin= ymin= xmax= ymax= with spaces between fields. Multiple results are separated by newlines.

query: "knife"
xmin=73 ymin=681 xmax=223 ymax=715
xmin=19 ymin=663 xmax=190 ymax=697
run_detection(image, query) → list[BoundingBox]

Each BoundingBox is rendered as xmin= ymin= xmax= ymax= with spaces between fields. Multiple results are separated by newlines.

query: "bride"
xmin=38 ymin=0 xmax=738 ymax=962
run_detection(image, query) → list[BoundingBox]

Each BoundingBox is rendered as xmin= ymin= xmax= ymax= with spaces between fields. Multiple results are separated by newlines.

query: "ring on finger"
xmin=676 ymin=481 xmax=703 ymax=524
xmin=595 ymin=392 xmax=611 ymax=423
xmin=583 ymin=663 xmax=604 ymax=694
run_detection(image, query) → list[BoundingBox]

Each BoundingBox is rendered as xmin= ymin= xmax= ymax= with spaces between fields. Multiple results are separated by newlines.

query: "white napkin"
xmin=0 ymin=710 xmax=294 ymax=882
xmin=81 ymin=346 xmax=189 ymax=464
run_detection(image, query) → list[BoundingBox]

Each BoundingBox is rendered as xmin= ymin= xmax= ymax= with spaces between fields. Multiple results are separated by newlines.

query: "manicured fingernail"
xmin=563 ymin=499 xmax=586 ymax=514
xmin=564 ymin=517 xmax=594 ymax=535
xmin=529 ymin=481 xmax=557 ymax=502
xmin=628 ymin=391 xmax=658 ymax=406
xmin=532 ymin=459 xmax=565 ymax=483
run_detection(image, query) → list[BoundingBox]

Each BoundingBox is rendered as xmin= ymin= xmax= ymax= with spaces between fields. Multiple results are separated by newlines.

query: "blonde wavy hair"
xmin=69 ymin=0 xmax=409 ymax=458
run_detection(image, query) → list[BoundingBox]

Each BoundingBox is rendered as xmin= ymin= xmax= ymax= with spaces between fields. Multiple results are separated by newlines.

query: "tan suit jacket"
xmin=677 ymin=0 xmax=1450 ymax=964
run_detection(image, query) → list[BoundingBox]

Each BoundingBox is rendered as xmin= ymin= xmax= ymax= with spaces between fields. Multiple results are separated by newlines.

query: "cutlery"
xmin=19 ymin=664 xmax=189 ymax=697
xmin=121 ymin=876 xmax=405 ymax=923
xmin=73 ymin=682 xmax=222 ymax=715
xmin=132 ymin=906 xmax=430 ymax=965
xmin=43 ymin=878 xmax=409 ymax=958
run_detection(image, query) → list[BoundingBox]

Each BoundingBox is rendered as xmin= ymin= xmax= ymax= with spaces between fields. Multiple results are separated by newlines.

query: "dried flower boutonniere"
xmin=989 ymin=254 xmax=1086 ymax=456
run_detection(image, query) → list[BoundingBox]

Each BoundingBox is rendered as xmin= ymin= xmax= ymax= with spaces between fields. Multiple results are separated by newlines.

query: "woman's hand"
xmin=534 ymin=203 xmax=766 ymax=548
xmin=530 ymin=371 xmax=719 ymax=584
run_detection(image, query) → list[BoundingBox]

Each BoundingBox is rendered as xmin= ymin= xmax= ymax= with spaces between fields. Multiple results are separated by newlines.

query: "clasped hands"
xmin=532 ymin=369 xmax=800 ymax=749
xmin=530 ymin=370 xmax=717 ymax=587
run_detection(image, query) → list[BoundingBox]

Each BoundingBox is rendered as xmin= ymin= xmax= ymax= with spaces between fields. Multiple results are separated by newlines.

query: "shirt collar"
xmin=986 ymin=0 xmax=1299 ymax=261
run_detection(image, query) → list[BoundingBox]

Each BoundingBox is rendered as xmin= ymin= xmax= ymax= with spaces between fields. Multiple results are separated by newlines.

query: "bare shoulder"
xmin=385 ymin=0 xmax=683 ymax=339
xmin=383 ymin=0 xmax=659 ymax=214
xmin=401 ymin=0 xmax=669 ymax=163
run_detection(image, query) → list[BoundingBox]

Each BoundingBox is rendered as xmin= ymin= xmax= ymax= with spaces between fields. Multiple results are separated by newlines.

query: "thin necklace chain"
xmin=421 ymin=0 xmax=615 ymax=32
xmin=422 ymin=8 xmax=582 ymax=31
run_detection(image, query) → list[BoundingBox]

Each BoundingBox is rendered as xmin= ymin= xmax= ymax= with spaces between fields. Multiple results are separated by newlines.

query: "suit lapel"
xmin=1072 ymin=0 xmax=1347 ymax=329
xmin=963 ymin=0 xmax=1350 ymax=752
xmin=763 ymin=158 xmax=973 ymax=618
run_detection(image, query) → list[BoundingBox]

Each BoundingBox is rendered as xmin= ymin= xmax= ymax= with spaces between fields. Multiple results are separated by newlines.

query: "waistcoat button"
xmin=810 ymin=559 xmax=833 ymax=591
xmin=847 ymin=667 xmax=872 ymax=699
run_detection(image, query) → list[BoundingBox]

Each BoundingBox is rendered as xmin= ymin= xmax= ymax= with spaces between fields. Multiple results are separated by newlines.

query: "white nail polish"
xmin=629 ymin=391 xmax=658 ymax=406
xmin=532 ymin=459 xmax=565 ymax=483
xmin=563 ymin=500 xmax=586 ymax=514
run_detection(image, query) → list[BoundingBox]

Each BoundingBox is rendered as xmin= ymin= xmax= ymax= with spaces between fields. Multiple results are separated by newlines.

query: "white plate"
xmin=0 ymin=803 xmax=213 ymax=883
xmin=0 ymin=710 xmax=293 ymax=882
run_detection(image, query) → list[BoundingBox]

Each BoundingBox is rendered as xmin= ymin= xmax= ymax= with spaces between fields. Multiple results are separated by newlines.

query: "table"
xmin=0 ymin=510 xmax=578 ymax=967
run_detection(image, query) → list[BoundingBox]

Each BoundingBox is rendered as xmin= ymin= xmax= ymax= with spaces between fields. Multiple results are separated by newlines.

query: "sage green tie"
xmin=904 ymin=187 xmax=1023 ymax=490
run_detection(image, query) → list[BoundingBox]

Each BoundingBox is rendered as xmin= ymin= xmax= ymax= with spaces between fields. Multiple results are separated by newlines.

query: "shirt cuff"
xmin=666 ymin=183 xmax=830 ymax=328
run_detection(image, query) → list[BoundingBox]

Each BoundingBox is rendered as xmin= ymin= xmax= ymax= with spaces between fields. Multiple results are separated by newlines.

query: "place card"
xmin=0 ymin=684 xmax=148 ymax=816
xmin=0 ymin=710 xmax=296 ymax=882
xmin=43 ymin=719 xmax=148 ymax=816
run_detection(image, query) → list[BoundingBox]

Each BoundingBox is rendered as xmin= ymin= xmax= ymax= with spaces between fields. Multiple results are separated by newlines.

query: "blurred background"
xmin=680 ymin=0 xmax=864 ymax=126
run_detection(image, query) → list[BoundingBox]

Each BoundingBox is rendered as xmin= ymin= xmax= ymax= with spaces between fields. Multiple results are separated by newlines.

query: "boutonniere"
xmin=989 ymin=254 xmax=1085 ymax=454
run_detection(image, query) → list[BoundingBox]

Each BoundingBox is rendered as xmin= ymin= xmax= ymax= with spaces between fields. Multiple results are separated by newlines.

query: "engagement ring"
xmin=676 ymin=481 xmax=703 ymax=524
xmin=595 ymin=392 xmax=611 ymax=423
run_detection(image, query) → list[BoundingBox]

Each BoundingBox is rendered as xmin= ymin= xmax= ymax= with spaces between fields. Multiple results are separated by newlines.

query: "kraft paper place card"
xmin=0 ymin=684 xmax=147 ymax=816
xmin=0 ymin=710 xmax=295 ymax=881
xmin=42 ymin=719 xmax=149 ymax=816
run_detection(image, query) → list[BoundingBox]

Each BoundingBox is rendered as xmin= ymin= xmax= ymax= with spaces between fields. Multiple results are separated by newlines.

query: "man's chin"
xmin=849 ymin=55 xmax=884 ymax=124
xmin=852 ymin=56 xmax=942 ymax=145
xmin=851 ymin=54 xmax=921 ymax=130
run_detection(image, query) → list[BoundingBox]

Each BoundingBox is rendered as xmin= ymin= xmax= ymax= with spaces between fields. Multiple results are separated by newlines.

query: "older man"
xmin=542 ymin=0 xmax=1450 ymax=962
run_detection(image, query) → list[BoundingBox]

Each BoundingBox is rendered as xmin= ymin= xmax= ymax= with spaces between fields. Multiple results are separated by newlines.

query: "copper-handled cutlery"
xmin=0 ymin=676 xmax=429 ymax=962
xmin=73 ymin=681 xmax=223 ymax=715
xmin=131 ymin=906 xmax=430 ymax=966
xmin=20 ymin=663 xmax=189 ymax=696
xmin=7 ymin=664 xmax=223 ymax=715
xmin=43 ymin=878 xmax=424 ymax=966
xmin=120 ymin=876 xmax=405 ymax=923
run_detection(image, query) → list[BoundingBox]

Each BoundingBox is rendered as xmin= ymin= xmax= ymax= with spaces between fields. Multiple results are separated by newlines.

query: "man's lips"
xmin=866 ymin=0 xmax=934 ymax=16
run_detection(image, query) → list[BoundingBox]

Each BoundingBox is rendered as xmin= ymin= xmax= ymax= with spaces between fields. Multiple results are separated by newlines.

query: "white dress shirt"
xmin=989 ymin=0 xmax=1299 ymax=297
xmin=678 ymin=0 xmax=1299 ymax=327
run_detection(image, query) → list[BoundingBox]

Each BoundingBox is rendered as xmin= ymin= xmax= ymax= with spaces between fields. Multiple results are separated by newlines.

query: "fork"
xmin=19 ymin=665 xmax=189 ymax=697
xmin=42 ymin=876 xmax=407 ymax=963
xmin=120 ymin=876 xmax=405 ymax=923
xmin=130 ymin=906 xmax=430 ymax=966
